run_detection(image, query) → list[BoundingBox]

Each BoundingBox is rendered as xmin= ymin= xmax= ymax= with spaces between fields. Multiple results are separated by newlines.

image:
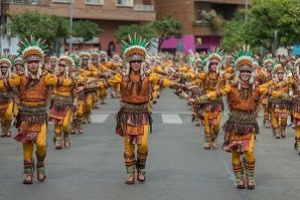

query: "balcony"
xmin=134 ymin=4 xmax=154 ymax=12
xmin=3 ymin=0 xmax=50 ymax=6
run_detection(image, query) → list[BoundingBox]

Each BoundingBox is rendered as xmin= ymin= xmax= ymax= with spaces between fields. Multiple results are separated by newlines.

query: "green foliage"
xmin=220 ymin=12 xmax=249 ymax=51
xmin=114 ymin=24 xmax=156 ymax=44
xmin=114 ymin=14 xmax=182 ymax=52
xmin=221 ymin=0 xmax=300 ymax=54
xmin=72 ymin=20 xmax=102 ymax=43
xmin=8 ymin=10 xmax=69 ymax=50
xmin=151 ymin=14 xmax=183 ymax=50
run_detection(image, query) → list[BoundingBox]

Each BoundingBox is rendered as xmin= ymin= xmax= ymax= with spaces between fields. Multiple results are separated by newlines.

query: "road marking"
xmin=91 ymin=114 xmax=109 ymax=123
xmin=161 ymin=114 xmax=183 ymax=124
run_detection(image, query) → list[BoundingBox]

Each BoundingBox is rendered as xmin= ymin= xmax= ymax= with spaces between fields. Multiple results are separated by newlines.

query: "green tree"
xmin=220 ymin=12 xmax=249 ymax=51
xmin=72 ymin=20 xmax=103 ymax=50
xmin=114 ymin=23 xmax=157 ymax=44
xmin=114 ymin=15 xmax=182 ymax=52
xmin=151 ymin=15 xmax=182 ymax=51
xmin=8 ymin=10 xmax=69 ymax=54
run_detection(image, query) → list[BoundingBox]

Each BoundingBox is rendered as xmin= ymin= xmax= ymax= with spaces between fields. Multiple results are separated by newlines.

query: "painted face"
xmin=130 ymin=60 xmax=142 ymax=72
xmin=50 ymin=59 xmax=57 ymax=68
xmin=277 ymin=71 xmax=284 ymax=80
xmin=100 ymin=55 xmax=106 ymax=62
xmin=15 ymin=64 xmax=22 ymax=71
xmin=92 ymin=57 xmax=98 ymax=65
xmin=0 ymin=64 xmax=8 ymax=74
xmin=58 ymin=62 xmax=67 ymax=74
xmin=27 ymin=60 xmax=40 ymax=74
xmin=240 ymin=70 xmax=252 ymax=82
xmin=209 ymin=62 xmax=218 ymax=72
xmin=81 ymin=57 xmax=89 ymax=66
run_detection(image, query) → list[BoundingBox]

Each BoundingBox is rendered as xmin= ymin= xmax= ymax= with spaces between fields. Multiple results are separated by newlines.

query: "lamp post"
xmin=69 ymin=0 xmax=73 ymax=53
xmin=245 ymin=0 xmax=248 ymax=21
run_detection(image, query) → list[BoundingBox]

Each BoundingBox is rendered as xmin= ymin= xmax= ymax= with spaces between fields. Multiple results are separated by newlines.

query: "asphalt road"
xmin=0 ymin=88 xmax=300 ymax=200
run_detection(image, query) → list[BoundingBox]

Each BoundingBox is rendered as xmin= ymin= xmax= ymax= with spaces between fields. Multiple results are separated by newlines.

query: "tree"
xmin=220 ymin=12 xmax=249 ymax=51
xmin=72 ymin=20 xmax=103 ymax=50
xmin=114 ymin=24 xmax=156 ymax=44
xmin=8 ymin=10 xmax=69 ymax=54
xmin=151 ymin=15 xmax=182 ymax=51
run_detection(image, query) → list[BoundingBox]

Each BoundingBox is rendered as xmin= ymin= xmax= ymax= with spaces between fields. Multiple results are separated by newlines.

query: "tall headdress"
xmin=232 ymin=46 xmax=255 ymax=87
xmin=204 ymin=48 xmax=223 ymax=73
xmin=273 ymin=62 xmax=286 ymax=82
xmin=263 ymin=54 xmax=275 ymax=68
xmin=57 ymin=52 xmax=75 ymax=78
xmin=14 ymin=57 xmax=23 ymax=66
xmin=17 ymin=36 xmax=48 ymax=78
xmin=0 ymin=52 xmax=15 ymax=78
xmin=79 ymin=51 xmax=92 ymax=70
xmin=121 ymin=33 xmax=149 ymax=79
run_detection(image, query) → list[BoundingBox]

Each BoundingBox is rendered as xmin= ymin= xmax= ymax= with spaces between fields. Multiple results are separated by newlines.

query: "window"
xmin=53 ymin=0 xmax=70 ymax=3
xmin=86 ymin=0 xmax=103 ymax=5
xmin=116 ymin=0 xmax=133 ymax=7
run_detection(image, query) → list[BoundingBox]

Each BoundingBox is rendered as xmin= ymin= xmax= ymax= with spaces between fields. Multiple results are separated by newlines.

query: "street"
xmin=0 ymin=88 xmax=299 ymax=200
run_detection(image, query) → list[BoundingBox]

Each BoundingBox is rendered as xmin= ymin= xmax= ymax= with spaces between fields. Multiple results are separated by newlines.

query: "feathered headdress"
xmin=18 ymin=36 xmax=48 ymax=78
xmin=0 ymin=52 xmax=15 ymax=77
xmin=263 ymin=54 xmax=275 ymax=68
xmin=57 ymin=52 xmax=75 ymax=78
xmin=232 ymin=45 xmax=254 ymax=71
xmin=121 ymin=33 xmax=149 ymax=62
xmin=121 ymin=33 xmax=149 ymax=80
xmin=204 ymin=47 xmax=223 ymax=73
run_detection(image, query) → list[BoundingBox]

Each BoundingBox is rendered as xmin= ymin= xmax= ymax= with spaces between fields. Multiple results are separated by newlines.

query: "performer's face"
xmin=130 ymin=60 xmax=142 ymax=72
xmin=27 ymin=60 xmax=40 ymax=74
xmin=58 ymin=62 xmax=67 ymax=74
xmin=209 ymin=62 xmax=218 ymax=72
xmin=0 ymin=64 xmax=8 ymax=74
xmin=100 ymin=55 xmax=106 ymax=62
xmin=277 ymin=72 xmax=284 ymax=80
xmin=50 ymin=60 xmax=57 ymax=68
xmin=240 ymin=70 xmax=252 ymax=82
xmin=92 ymin=57 xmax=98 ymax=65
xmin=15 ymin=64 xmax=22 ymax=71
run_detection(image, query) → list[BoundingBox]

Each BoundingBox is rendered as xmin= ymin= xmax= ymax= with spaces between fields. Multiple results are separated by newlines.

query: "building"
xmin=0 ymin=0 xmax=155 ymax=55
xmin=155 ymin=0 xmax=247 ymax=53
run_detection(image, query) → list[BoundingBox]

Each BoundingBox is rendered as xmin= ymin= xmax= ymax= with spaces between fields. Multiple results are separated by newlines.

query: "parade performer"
xmin=268 ymin=63 xmax=290 ymax=139
xmin=0 ymin=36 xmax=73 ymax=184
xmin=108 ymin=34 xmax=178 ymax=185
xmin=257 ymin=55 xmax=274 ymax=128
xmin=190 ymin=50 xmax=228 ymax=149
xmin=48 ymin=54 xmax=75 ymax=149
xmin=0 ymin=53 xmax=15 ymax=137
xmin=195 ymin=48 xmax=287 ymax=190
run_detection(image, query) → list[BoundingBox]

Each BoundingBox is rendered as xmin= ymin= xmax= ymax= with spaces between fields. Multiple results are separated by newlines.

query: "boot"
xmin=281 ymin=126 xmax=286 ymax=138
xmin=36 ymin=151 xmax=46 ymax=182
xmin=244 ymin=160 xmax=256 ymax=190
xmin=294 ymin=139 xmax=300 ymax=155
xmin=55 ymin=137 xmax=63 ymax=150
xmin=71 ymin=119 xmax=77 ymax=134
xmin=274 ymin=127 xmax=281 ymax=139
xmin=64 ymin=135 xmax=71 ymax=148
xmin=23 ymin=159 xmax=34 ymax=184
xmin=233 ymin=163 xmax=245 ymax=189
xmin=87 ymin=114 xmax=92 ymax=124
xmin=77 ymin=119 xmax=83 ymax=134
xmin=211 ymin=137 xmax=219 ymax=148
xmin=125 ymin=161 xmax=136 ymax=185
xmin=204 ymin=137 xmax=211 ymax=150
xmin=264 ymin=119 xmax=271 ymax=129
xmin=136 ymin=156 xmax=147 ymax=182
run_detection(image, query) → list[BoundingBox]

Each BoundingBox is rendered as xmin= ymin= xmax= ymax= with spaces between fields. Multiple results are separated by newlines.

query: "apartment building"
xmin=0 ymin=0 xmax=155 ymax=55
xmin=155 ymin=0 xmax=246 ymax=53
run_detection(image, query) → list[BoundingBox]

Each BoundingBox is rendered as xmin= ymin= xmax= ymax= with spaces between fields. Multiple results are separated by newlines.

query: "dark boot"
xmin=36 ymin=152 xmax=46 ymax=182
xmin=294 ymin=137 xmax=300 ymax=155
xmin=274 ymin=127 xmax=281 ymax=139
xmin=124 ymin=153 xmax=135 ymax=185
xmin=63 ymin=132 xmax=71 ymax=148
xmin=244 ymin=160 xmax=256 ymax=190
xmin=23 ymin=159 xmax=34 ymax=184
xmin=233 ymin=163 xmax=245 ymax=189
xmin=281 ymin=126 xmax=286 ymax=138
xmin=136 ymin=158 xmax=146 ymax=182
xmin=71 ymin=119 xmax=77 ymax=134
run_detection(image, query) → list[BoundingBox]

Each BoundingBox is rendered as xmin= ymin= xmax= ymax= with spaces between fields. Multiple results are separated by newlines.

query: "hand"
xmin=197 ymin=95 xmax=208 ymax=103
xmin=281 ymin=93 xmax=289 ymax=100
xmin=74 ymin=86 xmax=84 ymax=93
